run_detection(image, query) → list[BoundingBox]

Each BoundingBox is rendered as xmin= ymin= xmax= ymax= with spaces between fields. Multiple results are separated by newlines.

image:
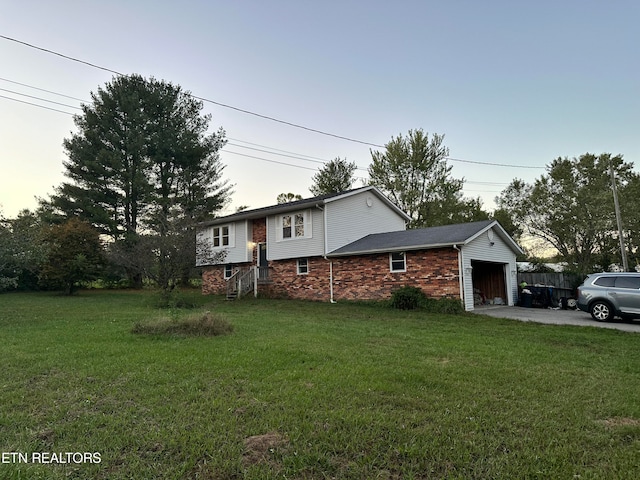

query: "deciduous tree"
xmin=0 ymin=210 xmax=47 ymax=291
xmin=40 ymin=218 xmax=105 ymax=295
xmin=368 ymin=129 xmax=485 ymax=227
xmin=309 ymin=157 xmax=357 ymax=196
xmin=496 ymin=153 xmax=638 ymax=275
xmin=277 ymin=193 xmax=303 ymax=204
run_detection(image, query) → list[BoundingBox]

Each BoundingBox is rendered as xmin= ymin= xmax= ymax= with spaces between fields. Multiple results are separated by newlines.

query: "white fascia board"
xmin=327 ymin=242 xmax=457 ymax=257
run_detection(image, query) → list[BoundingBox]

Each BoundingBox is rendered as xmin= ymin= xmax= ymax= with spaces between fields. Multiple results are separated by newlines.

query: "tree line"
xmin=1 ymin=75 xmax=637 ymax=295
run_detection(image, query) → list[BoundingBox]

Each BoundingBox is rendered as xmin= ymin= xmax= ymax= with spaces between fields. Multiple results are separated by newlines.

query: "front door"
xmin=258 ymin=243 xmax=268 ymax=280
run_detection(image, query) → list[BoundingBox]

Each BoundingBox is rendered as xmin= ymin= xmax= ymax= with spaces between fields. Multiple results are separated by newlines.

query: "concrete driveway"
xmin=472 ymin=305 xmax=640 ymax=333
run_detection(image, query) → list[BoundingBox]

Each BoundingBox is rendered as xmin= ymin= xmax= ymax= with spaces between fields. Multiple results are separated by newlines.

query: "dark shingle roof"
xmin=197 ymin=186 xmax=410 ymax=226
xmin=328 ymin=220 xmax=516 ymax=256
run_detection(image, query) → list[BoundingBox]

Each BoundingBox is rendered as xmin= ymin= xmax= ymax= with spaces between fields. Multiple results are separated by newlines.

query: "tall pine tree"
xmin=45 ymin=75 xmax=231 ymax=287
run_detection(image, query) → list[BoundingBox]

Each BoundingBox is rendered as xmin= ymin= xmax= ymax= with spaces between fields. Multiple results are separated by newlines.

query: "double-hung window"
xmin=390 ymin=252 xmax=406 ymax=272
xmin=280 ymin=211 xmax=310 ymax=241
xmin=297 ymin=259 xmax=309 ymax=275
xmin=211 ymin=223 xmax=235 ymax=249
xmin=224 ymin=265 xmax=234 ymax=279
xmin=212 ymin=225 xmax=232 ymax=248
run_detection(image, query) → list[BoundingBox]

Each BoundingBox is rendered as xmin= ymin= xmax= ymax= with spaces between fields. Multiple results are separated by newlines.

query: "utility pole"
xmin=609 ymin=162 xmax=629 ymax=271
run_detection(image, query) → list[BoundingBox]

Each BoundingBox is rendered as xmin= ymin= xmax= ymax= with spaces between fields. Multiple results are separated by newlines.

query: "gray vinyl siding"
xmin=325 ymin=190 xmax=407 ymax=254
xmin=267 ymin=208 xmax=325 ymax=260
xmin=195 ymin=220 xmax=251 ymax=265
xmin=461 ymin=227 xmax=518 ymax=311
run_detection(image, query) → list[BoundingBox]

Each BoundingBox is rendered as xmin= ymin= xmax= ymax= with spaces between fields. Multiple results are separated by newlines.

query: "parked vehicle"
xmin=577 ymin=273 xmax=640 ymax=321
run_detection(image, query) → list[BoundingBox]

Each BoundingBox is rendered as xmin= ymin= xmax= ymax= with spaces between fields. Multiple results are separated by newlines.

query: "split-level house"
xmin=196 ymin=186 xmax=523 ymax=310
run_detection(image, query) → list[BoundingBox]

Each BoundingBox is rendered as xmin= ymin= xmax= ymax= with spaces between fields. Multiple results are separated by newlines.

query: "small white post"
xmin=253 ymin=265 xmax=258 ymax=298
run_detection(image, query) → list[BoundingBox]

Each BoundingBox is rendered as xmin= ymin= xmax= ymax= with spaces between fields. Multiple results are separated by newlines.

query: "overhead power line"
xmin=0 ymin=84 xmax=535 ymax=178
xmin=0 ymin=87 xmax=82 ymax=110
xmin=447 ymin=156 xmax=543 ymax=169
xmin=0 ymin=94 xmax=75 ymax=115
xmin=0 ymin=35 xmax=123 ymax=76
xmin=228 ymin=137 xmax=336 ymax=163
xmin=224 ymin=150 xmax=320 ymax=172
xmin=0 ymin=34 xmax=384 ymax=148
xmin=0 ymin=76 xmax=88 ymax=102
xmin=192 ymin=93 xmax=384 ymax=148
xmin=0 ymin=86 xmax=514 ymax=191
xmin=0 ymin=37 xmax=547 ymax=171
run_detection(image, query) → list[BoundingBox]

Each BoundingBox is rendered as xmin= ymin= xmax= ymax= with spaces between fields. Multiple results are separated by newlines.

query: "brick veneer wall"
xmin=202 ymin=266 xmax=226 ymax=295
xmin=201 ymin=247 xmax=461 ymax=301
xmin=331 ymin=248 xmax=460 ymax=301
xmin=258 ymin=248 xmax=460 ymax=301
xmin=252 ymin=218 xmax=266 ymax=264
xmin=267 ymin=258 xmax=332 ymax=301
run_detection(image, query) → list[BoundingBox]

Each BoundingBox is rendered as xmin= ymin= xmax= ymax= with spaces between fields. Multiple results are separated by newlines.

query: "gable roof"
xmin=197 ymin=186 xmax=411 ymax=227
xmin=328 ymin=219 xmax=523 ymax=256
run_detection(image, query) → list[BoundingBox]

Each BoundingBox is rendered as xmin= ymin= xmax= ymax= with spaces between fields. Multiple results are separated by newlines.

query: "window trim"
xmin=297 ymin=258 xmax=309 ymax=275
xmin=223 ymin=264 xmax=235 ymax=279
xmin=277 ymin=210 xmax=312 ymax=242
xmin=390 ymin=252 xmax=406 ymax=272
xmin=212 ymin=224 xmax=235 ymax=249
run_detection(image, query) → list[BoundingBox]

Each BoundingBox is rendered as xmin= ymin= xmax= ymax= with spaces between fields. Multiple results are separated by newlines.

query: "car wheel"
xmin=590 ymin=301 xmax=613 ymax=322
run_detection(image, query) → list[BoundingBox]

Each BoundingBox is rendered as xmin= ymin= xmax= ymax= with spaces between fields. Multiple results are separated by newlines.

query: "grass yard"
xmin=1 ymin=290 xmax=639 ymax=479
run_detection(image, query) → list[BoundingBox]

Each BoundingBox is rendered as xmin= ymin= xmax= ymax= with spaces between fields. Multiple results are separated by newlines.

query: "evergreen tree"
xmin=44 ymin=75 xmax=232 ymax=287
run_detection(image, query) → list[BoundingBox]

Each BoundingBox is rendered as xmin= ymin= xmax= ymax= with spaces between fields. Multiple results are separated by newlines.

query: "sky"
xmin=1 ymin=0 xmax=638 ymax=219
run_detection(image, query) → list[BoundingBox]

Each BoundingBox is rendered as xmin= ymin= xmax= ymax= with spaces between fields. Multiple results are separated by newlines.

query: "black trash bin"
xmin=520 ymin=292 xmax=532 ymax=308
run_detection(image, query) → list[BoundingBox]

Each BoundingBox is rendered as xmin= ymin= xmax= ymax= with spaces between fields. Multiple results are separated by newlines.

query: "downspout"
xmin=329 ymin=259 xmax=336 ymax=303
xmin=318 ymin=203 xmax=337 ymax=303
xmin=453 ymin=244 xmax=465 ymax=309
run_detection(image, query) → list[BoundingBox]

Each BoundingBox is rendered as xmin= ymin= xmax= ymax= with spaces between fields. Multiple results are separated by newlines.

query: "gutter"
xmin=327 ymin=242 xmax=461 ymax=258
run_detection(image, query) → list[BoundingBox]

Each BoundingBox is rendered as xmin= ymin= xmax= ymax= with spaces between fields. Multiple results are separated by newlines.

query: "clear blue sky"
xmin=1 ymin=0 xmax=638 ymax=218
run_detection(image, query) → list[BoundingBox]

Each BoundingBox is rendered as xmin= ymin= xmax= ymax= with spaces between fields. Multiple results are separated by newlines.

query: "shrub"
xmin=422 ymin=296 xmax=465 ymax=314
xmin=390 ymin=286 xmax=465 ymax=314
xmin=391 ymin=286 xmax=427 ymax=310
xmin=132 ymin=311 xmax=233 ymax=337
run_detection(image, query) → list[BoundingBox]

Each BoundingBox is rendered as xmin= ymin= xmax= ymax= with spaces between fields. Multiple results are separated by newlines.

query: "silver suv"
xmin=577 ymin=273 xmax=640 ymax=321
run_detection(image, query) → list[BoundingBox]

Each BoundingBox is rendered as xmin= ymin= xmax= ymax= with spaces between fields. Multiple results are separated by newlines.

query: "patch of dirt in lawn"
xmin=242 ymin=432 xmax=288 ymax=467
xmin=598 ymin=417 xmax=640 ymax=428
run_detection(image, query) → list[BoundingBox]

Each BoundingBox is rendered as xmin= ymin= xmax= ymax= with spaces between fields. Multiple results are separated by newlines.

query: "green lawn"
xmin=1 ymin=290 xmax=639 ymax=479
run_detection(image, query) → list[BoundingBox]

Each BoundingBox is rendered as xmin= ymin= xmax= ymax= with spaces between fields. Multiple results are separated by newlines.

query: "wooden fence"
xmin=517 ymin=272 xmax=584 ymax=300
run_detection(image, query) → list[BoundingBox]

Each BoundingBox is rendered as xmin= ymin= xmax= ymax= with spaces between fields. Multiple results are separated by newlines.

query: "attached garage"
xmin=471 ymin=260 xmax=507 ymax=304
xmin=328 ymin=220 xmax=523 ymax=311
xmin=458 ymin=222 xmax=523 ymax=311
